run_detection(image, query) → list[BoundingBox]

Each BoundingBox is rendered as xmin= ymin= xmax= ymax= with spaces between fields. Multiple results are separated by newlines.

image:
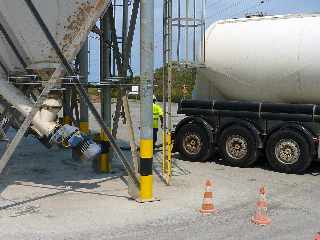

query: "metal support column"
xmin=63 ymin=89 xmax=72 ymax=125
xmin=99 ymin=13 xmax=112 ymax=173
xmin=139 ymin=0 xmax=154 ymax=201
xmin=122 ymin=0 xmax=129 ymax=51
xmin=78 ymin=39 xmax=89 ymax=134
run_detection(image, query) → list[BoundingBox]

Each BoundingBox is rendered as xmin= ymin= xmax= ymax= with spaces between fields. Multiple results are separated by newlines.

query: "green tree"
xmin=154 ymin=64 xmax=196 ymax=102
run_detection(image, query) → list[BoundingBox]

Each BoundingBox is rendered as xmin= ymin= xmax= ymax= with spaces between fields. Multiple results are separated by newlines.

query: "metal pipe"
xmin=0 ymin=76 xmax=58 ymax=137
xmin=162 ymin=0 xmax=173 ymax=185
xmin=202 ymin=0 xmax=206 ymax=63
xmin=162 ymin=0 xmax=168 ymax=181
xmin=122 ymin=0 xmax=129 ymax=53
xmin=185 ymin=0 xmax=189 ymax=64
xmin=167 ymin=0 xmax=173 ymax=184
xmin=167 ymin=0 xmax=173 ymax=133
xmin=0 ymin=67 xmax=63 ymax=174
xmin=193 ymin=0 xmax=196 ymax=62
xmin=79 ymin=38 xmax=89 ymax=134
xmin=177 ymin=0 xmax=181 ymax=62
xmin=62 ymin=88 xmax=72 ymax=125
xmin=122 ymin=0 xmax=140 ymax=73
xmin=101 ymin=15 xmax=112 ymax=130
xmin=100 ymin=12 xmax=112 ymax=173
xmin=140 ymin=0 xmax=154 ymax=201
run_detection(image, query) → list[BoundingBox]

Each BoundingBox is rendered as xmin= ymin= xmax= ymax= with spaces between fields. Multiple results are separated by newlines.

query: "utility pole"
xmin=139 ymin=0 xmax=154 ymax=201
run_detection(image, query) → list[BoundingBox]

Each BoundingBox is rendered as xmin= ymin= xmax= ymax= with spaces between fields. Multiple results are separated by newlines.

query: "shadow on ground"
xmin=0 ymin=129 xmax=132 ymax=209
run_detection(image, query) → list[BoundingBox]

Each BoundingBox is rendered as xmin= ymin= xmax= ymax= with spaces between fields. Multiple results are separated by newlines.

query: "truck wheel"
xmin=265 ymin=129 xmax=312 ymax=174
xmin=177 ymin=123 xmax=212 ymax=162
xmin=219 ymin=125 xmax=258 ymax=167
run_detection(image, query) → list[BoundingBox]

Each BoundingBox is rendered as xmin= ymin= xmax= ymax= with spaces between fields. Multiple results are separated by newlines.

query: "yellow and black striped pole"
xmin=139 ymin=0 xmax=154 ymax=201
xmin=140 ymin=138 xmax=153 ymax=200
xmin=99 ymin=130 xmax=111 ymax=172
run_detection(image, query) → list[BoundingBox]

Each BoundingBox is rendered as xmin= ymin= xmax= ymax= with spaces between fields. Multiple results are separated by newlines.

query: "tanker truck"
xmin=173 ymin=14 xmax=320 ymax=173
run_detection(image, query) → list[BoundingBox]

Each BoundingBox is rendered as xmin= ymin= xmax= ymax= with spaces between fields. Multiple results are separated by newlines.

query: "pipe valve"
xmin=52 ymin=124 xmax=101 ymax=161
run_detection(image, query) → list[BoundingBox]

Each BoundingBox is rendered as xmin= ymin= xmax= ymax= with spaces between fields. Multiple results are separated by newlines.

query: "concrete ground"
xmin=0 ymin=101 xmax=320 ymax=240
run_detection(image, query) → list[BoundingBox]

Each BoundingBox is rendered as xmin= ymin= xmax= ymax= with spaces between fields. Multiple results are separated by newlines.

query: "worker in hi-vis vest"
xmin=153 ymin=95 xmax=163 ymax=147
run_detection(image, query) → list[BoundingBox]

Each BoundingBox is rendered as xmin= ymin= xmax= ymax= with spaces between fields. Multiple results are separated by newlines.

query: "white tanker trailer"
xmin=174 ymin=14 xmax=320 ymax=173
xmin=0 ymin=0 xmax=110 ymax=161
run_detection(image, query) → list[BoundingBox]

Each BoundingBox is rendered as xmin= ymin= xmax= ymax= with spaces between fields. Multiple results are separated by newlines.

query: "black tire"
xmin=219 ymin=125 xmax=258 ymax=167
xmin=176 ymin=123 xmax=212 ymax=162
xmin=265 ymin=129 xmax=312 ymax=174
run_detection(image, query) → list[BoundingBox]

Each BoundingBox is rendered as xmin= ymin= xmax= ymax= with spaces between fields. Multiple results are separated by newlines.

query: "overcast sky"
xmin=88 ymin=0 xmax=320 ymax=81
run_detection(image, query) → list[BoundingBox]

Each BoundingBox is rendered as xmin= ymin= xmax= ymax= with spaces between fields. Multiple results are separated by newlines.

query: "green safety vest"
xmin=153 ymin=103 xmax=163 ymax=129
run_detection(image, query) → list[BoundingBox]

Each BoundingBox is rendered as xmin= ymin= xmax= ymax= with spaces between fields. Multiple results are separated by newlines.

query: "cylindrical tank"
xmin=194 ymin=14 xmax=320 ymax=104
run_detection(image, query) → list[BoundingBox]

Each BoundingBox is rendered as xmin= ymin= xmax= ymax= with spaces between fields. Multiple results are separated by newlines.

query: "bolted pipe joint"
xmin=51 ymin=124 xmax=101 ymax=161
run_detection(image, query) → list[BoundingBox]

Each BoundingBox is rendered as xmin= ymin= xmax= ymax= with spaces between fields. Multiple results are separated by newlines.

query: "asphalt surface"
xmin=0 ymin=101 xmax=319 ymax=240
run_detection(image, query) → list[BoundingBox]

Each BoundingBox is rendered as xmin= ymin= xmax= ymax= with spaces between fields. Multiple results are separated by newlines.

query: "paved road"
xmin=69 ymin=160 xmax=320 ymax=240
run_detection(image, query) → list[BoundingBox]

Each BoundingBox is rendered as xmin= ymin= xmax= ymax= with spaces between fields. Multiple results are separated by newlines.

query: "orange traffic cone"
xmin=251 ymin=186 xmax=271 ymax=226
xmin=314 ymin=232 xmax=320 ymax=240
xmin=200 ymin=180 xmax=216 ymax=214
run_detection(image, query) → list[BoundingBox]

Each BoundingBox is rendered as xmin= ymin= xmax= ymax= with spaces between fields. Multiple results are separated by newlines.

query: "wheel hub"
xmin=275 ymin=139 xmax=300 ymax=165
xmin=225 ymin=135 xmax=248 ymax=160
xmin=183 ymin=134 xmax=202 ymax=155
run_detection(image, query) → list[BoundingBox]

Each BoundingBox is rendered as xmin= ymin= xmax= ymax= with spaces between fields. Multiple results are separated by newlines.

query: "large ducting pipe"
xmin=0 ymin=77 xmax=59 ymax=137
xmin=0 ymin=75 xmax=101 ymax=161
